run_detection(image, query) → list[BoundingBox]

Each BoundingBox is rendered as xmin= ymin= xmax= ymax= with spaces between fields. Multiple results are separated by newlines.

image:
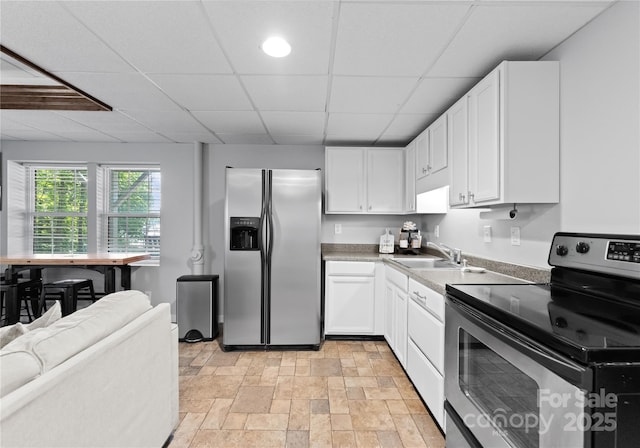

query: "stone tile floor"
xmin=170 ymin=339 xmax=445 ymax=448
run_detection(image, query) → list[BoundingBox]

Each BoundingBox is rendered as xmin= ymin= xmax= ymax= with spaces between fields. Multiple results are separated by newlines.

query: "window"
xmin=104 ymin=167 xmax=161 ymax=258
xmin=28 ymin=166 xmax=88 ymax=254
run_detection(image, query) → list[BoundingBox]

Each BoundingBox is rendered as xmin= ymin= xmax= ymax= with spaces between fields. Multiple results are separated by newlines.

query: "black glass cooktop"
xmin=446 ymin=278 xmax=640 ymax=364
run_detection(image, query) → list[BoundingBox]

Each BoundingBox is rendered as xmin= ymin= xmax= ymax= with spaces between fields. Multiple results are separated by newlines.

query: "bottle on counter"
xmin=410 ymin=230 xmax=422 ymax=249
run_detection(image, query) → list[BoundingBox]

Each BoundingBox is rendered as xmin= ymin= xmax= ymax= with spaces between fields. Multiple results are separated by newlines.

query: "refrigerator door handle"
xmin=258 ymin=170 xmax=267 ymax=344
xmin=265 ymin=170 xmax=274 ymax=344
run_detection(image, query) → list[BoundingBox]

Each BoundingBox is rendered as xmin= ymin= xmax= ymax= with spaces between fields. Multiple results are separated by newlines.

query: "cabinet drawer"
xmin=386 ymin=266 xmax=408 ymax=291
xmin=408 ymin=278 xmax=444 ymax=321
xmin=408 ymin=298 xmax=444 ymax=374
xmin=407 ymin=339 xmax=444 ymax=429
xmin=326 ymin=261 xmax=375 ymax=276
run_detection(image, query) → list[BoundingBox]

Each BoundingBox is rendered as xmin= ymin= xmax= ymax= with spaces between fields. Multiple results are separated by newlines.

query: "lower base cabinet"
xmin=324 ymin=261 xmax=384 ymax=336
xmin=407 ymin=339 xmax=445 ymax=428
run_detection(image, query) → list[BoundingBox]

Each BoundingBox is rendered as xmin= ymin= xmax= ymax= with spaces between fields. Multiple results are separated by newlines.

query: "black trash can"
xmin=176 ymin=275 xmax=219 ymax=342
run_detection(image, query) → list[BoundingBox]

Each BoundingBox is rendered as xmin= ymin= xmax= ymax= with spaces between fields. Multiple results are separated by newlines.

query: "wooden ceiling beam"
xmin=0 ymin=45 xmax=112 ymax=111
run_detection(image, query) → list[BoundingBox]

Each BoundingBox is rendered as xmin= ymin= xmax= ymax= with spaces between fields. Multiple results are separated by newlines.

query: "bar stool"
xmin=1 ymin=277 xmax=43 ymax=324
xmin=39 ymin=279 xmax=96 ymax=316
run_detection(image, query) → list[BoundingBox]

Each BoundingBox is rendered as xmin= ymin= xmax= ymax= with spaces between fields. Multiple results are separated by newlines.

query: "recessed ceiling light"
xmin=261 ymin=37 xmax=291 ymax=58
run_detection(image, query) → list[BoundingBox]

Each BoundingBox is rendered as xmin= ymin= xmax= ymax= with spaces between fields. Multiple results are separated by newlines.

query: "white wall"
xmin=0 ymin=141 xmax=195 ymax=317
xmin=423 ymin=1 xmax=639 ymax=269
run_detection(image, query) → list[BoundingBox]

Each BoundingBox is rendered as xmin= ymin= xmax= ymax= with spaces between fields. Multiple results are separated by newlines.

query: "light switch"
xmin=334 ymin=224 xmax=342 ymax=235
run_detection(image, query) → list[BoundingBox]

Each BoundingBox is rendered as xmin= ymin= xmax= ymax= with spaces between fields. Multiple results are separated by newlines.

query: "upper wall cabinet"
xmin=415 ymin=115 xmax=448 ymax=181
xmin=449 ymin=61 xmax=560 ymax=208
xmin=404 ymin=141 xmax=416 ymax=213
xmin=325 ymin=147 xmax=404 ymax=214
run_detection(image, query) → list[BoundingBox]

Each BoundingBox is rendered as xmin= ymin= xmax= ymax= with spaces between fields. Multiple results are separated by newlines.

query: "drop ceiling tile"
xmin=261 ymin=111 xmax=325 ymax=135
xmin=63 ymin=1 xmax=232 ymax=74
xmin=326 ymin=113 xmax=394 ymax=139
xmin=271 ymin=135 xmax=324 ymax=145
xmin=63 ymin=131 xmax=122 ymax=143
xmin=55 ymin=111 xmax=156 ymax=134
xmin=217 ymin=134 xmax=275 ymax=145
xmin=400 ymin=78 xmax=480 ymax=114
xmin=382 ymin=114 xmax=438 ymax=139
xmin=429 ymin=3 xmax=610 ymax=77
xmin=242 ymin=76 xmax=328 ymax=111
xmin=103 ymin=132 xmax=172 ymax=144
xmin=55 ymin=72 xmax=181 ymax=111
xmin=0 ymin=130 xmax=70 ymax=141
xmin=329 ymin=76 xmax=418 ymax=113
xmin=192 ymin=111 xmax=266 ymax=134
xmin=148 ymin=74 xmax=253 ymax=111
xmin=0 ymin=110 xmax=97 ymax=133
xmin=161 ymin=131 xmax=222 ymax=144
xmin=121 ymin=110 xmax=211 ymax=134
xmin=202 ymin=1 xmax=334 ymax=75
xmin=0 ymin=1 xmax=132 ymax=73
xmin=334 ymin=2 xmax=471 ymax=76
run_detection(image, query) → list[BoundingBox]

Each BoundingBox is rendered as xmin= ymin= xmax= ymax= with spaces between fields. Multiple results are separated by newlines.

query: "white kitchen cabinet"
xmin=325 ymin=261 xmax=376 ymax=335
xmin=406 ymin=278 xmax=446 ymax=429
xmin=384 ymin=266 xmax=408 ymax=367
xmin=367 ymin=148 xmax=404 ymax=213
xmin=325 ymin=147 xmax=403 ymax=214
xmin=404 ymin=141 xmax=416 ymax=213
xmin=407 ymin=339 xmax=445 ymax=428
xmin=415 ymin=129 xmax=429 ymax=179
xmin=447 ymin=97 xmax=469 ymax=207
xmin=415 ymin=115 xmax=448 ymax=182
xmin=449 ymin=60 xmax=560 ymax=208
xmin=428 ymin=114 xmax=448 ymax=175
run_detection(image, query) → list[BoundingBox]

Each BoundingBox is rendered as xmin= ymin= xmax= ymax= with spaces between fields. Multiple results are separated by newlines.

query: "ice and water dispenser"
xmin=230 ymin=217 xmax=259 ymax=250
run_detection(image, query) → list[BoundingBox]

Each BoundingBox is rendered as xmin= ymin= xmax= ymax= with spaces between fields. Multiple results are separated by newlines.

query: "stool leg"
xmin=62 ymin=289 xmax=74 ymax=316
xmin=89 ymin=282 xmax=96 ymax=303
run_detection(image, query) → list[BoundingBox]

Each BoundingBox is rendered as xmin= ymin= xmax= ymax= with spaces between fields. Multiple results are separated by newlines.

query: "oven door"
xmin=445 ymin=295 xmax=592 ymax=448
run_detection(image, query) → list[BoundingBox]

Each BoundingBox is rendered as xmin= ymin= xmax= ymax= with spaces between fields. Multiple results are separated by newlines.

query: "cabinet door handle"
xmin=359 ymin=205 xmax=363 ymax=210
xmin=422 ymin=168 xmax=427 ymax=174
xmin=368 ymin=205 xmax=372 ymax=210
xmin=469 ymin=192 xmax=475 ymax=202
xmin=413 ymin=291 xmax=426 ymax=300
xmin=459 ymin=193 xmax=466 ymax=202
xmin=427 ymin=165 xmax=432 ymax=171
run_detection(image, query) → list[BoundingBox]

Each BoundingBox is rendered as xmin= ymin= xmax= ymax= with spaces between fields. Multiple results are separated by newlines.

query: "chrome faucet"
xmin=427 ymin=242 xmax=462 ymax=264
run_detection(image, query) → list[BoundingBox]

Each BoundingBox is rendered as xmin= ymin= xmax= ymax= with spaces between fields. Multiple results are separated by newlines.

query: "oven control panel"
xmin=549 ymin=232 xmax=640 ymax=280
xmin=606 ymin=241 xmax=640 ymax=263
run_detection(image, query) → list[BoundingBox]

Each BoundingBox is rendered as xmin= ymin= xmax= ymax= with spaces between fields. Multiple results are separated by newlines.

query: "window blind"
xmin=105 ymin=167 xmax=161 ymax=257
xmin=28 ymin=166 xmax=88 ymax=254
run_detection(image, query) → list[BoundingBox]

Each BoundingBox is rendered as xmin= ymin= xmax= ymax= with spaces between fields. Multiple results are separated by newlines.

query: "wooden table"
xmin=1 ymin=253 xmax=150 ymax=325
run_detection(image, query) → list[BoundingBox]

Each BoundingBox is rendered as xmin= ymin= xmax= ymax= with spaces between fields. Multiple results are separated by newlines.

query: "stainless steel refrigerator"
xmin=222 ymin=168 xmax=322 ymax=350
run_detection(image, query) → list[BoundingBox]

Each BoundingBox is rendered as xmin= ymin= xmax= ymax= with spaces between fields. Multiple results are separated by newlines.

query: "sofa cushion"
xmin=2 ymin=290 xmax=151 ymax=372
xmin=0 ymin=349 xmax=41 ymax=398
xmin=0 ymin=323 xmax=28 ymax=349
xmin=26 ymin=301 xmax=61 ymax=331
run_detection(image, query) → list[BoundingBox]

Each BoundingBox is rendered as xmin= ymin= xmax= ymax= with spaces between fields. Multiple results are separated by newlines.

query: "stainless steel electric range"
xmin=444 ymin=232 xmax=640 ymax=448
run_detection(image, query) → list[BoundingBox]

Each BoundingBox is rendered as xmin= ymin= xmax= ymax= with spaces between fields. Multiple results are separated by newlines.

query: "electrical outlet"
xmin=483 ymin=225 xmax=492 ymax=243
xmin=334 ymin=223 xmax=342 ymax=234
xmin=435 ymin=225 xmax=440 ymax=238
xmin=510 ymin=227 xmax=521 ymax=246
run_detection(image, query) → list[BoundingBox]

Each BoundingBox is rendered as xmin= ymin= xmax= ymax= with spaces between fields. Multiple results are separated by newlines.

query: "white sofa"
xmin=0 ymin=290 xmax=179 ymax=448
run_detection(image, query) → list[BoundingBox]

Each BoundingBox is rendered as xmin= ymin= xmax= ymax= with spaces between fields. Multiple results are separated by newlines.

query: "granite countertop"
xmin=322 ymin=244 xmax=545 ymax=295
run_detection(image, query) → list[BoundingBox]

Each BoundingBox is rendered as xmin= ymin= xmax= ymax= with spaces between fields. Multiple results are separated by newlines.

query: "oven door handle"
xmin=448 ymin=295 xmax=592 ymax=389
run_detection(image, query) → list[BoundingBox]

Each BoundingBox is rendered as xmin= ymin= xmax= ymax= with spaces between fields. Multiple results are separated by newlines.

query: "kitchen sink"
xmin=390 ymin=257 xmax=459 ymax=270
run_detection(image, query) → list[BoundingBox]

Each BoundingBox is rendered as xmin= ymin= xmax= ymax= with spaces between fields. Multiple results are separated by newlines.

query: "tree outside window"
xmin=32 ymin=167 xmax=88 ymax=254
